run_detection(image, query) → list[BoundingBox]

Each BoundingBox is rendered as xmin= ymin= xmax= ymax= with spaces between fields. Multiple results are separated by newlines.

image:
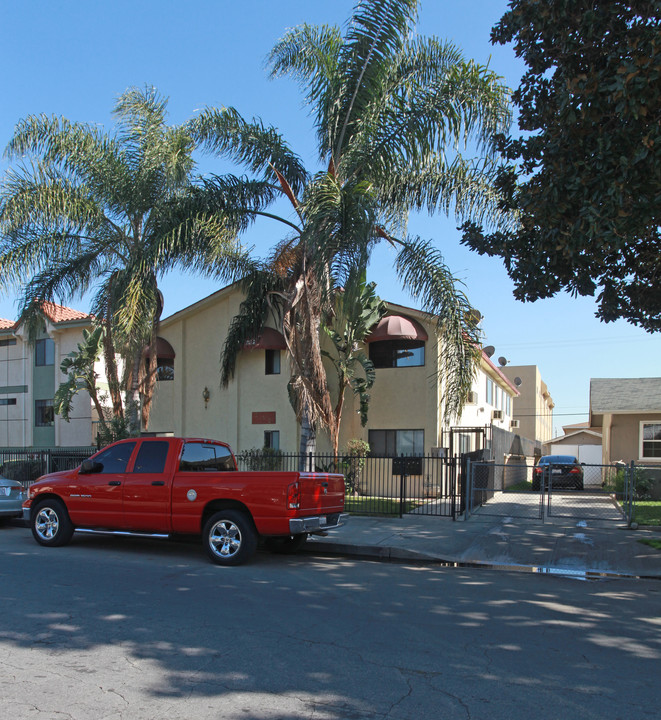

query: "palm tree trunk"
xmin=298 ymin=410 xmax=316 ymax=472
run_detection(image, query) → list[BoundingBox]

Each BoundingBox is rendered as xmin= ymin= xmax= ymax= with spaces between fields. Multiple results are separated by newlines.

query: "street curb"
xmin=304 ymin=539 xmax=450 ymax=563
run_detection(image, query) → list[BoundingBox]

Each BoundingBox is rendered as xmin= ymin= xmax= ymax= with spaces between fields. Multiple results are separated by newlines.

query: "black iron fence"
xmin=235 ymin=450 xmax=463 ymax=518
xmin=0 ymin=447 xmax=95 ymax=487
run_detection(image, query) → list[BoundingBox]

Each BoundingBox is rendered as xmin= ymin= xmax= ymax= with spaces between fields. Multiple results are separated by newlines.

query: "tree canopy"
xmin=461 ymin=0 xmax=661 ymax=331
xmin=0 ymin=87 xmax=236 ymax=429
xmin=191 ymin=0 xmax=511 ymax=453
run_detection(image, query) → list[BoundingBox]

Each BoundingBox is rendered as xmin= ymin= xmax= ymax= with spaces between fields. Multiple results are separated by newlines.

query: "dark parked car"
xmin=0 ymin=475 xmax=26 ymax=520
xmin=532 ymin=455 xmax=584 ymax=491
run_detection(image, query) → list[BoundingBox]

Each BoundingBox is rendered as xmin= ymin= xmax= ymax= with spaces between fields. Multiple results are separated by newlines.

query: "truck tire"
xmin=31 ymin=498 xmax=75 ymax=547
xmin=265 ymin=534 xmax=308 ymax=554
xmin=202 ymin=510 xmax=258 ymax=566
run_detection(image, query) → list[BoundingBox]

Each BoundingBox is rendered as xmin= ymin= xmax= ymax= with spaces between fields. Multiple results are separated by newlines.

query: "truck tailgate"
xmin=297 ymin=472 xmax=345 ymax=514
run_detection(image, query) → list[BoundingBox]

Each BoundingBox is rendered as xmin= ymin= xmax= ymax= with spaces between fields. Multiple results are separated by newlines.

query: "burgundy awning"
xmin=142 ymin=336 xmax=175 ymax=359
xmin=365 ymin=315 xmax=428 ymax=343
xmin=243 ymin=327 xmax=287 ymax=351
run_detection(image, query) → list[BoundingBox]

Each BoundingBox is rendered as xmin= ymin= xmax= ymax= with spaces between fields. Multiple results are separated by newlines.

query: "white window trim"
xmin=639 ymin=420 xmax=661 ymax=461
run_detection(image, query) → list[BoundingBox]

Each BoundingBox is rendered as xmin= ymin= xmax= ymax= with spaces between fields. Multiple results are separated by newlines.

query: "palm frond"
xmin=190 ymin=107 xmax=308 ymax=198
xmin=331 ymin=0 xmax=419 ymax=160
xmin=394 ymin=237 xmax=480 ymax=421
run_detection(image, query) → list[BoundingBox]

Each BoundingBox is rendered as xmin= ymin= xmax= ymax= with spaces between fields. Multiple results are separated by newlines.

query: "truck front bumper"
xmin=289 ymin=512 xmax=348 ymax=535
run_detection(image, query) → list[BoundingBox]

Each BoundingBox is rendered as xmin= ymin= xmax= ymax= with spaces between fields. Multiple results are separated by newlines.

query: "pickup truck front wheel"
xmin=31 ymin=499 xmax=74 ymax=547
xmin=203 ymin=510 xmax=258 ymax=566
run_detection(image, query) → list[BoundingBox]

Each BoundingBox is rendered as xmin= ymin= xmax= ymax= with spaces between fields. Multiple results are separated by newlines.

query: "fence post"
xmin=629 ymin=460 xmax=636 ymax=526
xmin=464 ymin=458 xmax=472 ymax=521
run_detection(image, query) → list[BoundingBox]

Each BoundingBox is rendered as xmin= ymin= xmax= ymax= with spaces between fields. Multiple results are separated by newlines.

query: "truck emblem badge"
xmin=187 ymin=489 xmax=197 ymax=502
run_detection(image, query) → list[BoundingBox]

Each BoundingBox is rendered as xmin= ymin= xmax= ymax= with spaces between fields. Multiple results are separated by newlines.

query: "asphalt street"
xmin=1 ymin=522 xmax=661 ymax=720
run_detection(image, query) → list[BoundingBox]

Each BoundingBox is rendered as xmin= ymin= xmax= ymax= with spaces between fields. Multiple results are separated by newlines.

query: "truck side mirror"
xmin=80 ymin=459 xmax=103 ymax=475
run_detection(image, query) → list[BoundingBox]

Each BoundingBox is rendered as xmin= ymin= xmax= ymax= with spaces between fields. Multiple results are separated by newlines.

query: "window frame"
xmin=369 ymin=340 xmax=425 ymax=369
xmin=264 ymin=430 xmax=280 ymax=450
xmin=640 ymin=421 xmax=661 ymax=461
xmin=265 ymin=349 xmax=281 ymax=375
xmin=34 ymin=399 xmax=54 ymax=427
xmin=368 ymin=429 xmax=425 ymax=457
xmin=35 ymin=338 xmax=55 ymax=367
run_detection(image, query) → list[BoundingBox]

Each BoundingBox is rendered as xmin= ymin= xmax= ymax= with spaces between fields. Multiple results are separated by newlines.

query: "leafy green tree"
xmin=0 ymin=86 xmax=236 ymax=430
xmin=461 ymin=0 xmax=661 ymax=330
xmin=53 ymin=325 xmax=108 ymax=430
xmin=193 ymin=0 xmax=510 ymax=454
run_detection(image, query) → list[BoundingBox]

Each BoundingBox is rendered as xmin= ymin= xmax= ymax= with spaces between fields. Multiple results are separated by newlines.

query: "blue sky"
xmin=2 ymin=0 xmax=659 ymax=436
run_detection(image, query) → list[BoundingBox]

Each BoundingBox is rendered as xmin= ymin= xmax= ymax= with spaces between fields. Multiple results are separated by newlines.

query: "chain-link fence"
xmin=466 ymin=459 xmax=637 ymax=524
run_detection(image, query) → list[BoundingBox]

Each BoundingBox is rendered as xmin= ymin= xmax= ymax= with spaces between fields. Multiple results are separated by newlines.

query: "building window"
xmin=369 ymin=340 xmax=425 ymax=368
xmin=265 ymin=349 xmax=281 ymax=375
xmin=35 ymin=399 xmax=54 ymax=427
xmin=0 ymin=398 xmax=17 ymax=406
xmin=486 ymin=378 xmax=494 ymax=405
xmin=368 ymin=429 xmax=424 ymax=457
xmin=0 ymin=338 xmax=16 ymax=348
xmin=35 ymin=338 xmax=55 ymax=366
xmin=641 ymin=422 xmax=661 ymax=459
xmin=264 ymin=430 xmax=280 ymax=450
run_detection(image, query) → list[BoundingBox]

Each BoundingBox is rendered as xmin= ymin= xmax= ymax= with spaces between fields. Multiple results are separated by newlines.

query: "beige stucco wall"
xmin=149 ymin=288 xmax=450 ymax=454
xmin=149 ymin=286 xmax=300 ymax=451
xmin=607 ymin=413 xmax=661 ymax=465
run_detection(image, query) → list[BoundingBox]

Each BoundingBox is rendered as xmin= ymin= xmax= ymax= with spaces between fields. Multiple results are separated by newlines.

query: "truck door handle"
xmin=151 ymin=481 xmax=165 ymax=486
xmin=108 ymin=480 xmax=121 ymax=486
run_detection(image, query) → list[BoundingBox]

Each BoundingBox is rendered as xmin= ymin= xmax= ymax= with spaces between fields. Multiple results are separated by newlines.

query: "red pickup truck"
xmin=22 ymin=436 xmax=346 ymax=565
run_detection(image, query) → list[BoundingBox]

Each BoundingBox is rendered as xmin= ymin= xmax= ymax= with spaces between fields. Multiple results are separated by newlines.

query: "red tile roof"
xmin=39 ymin=302 xmax=91 ymax=324
xmin=0 ymin=318 xmax=15 ymax=330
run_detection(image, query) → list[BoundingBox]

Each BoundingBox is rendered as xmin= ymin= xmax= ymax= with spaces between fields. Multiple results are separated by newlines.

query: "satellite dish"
xmin=514 ymin=376 xmax=522 ymax=387
xmin=498 ymin=356 xmax=508 ymax=366
xmin=483 ymin=345 xmax=495 ymax=358
xmin=467 ymin=309 xmax=482 ymax=325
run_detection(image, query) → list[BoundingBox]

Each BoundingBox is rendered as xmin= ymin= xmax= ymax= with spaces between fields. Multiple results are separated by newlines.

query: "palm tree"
xmin=192 ymin=0 xmax=511 ymax=456
xmin=0 ymin=86 xmax=239 ymax=431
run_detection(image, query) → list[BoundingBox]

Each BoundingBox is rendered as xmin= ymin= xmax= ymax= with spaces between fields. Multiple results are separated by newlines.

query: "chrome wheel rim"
xmin=208 ymin=519 xmax=242 ymax=558
xmin=35 ymin=507 xmax=59 ymax=540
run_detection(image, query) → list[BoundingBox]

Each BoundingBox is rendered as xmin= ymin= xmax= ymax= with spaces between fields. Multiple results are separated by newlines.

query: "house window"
xmin=35 ymin=338 xmax=55 ymax=366
xmin=264 ymin=430 xmax=280 ymax=450
xmin=0 ymin=398 xmax=16 ymax=406
xmin=0 ymin=338 xmax=16 ymax=347
xmin=368 ymin=429 xmax=424 ymax=457
xmin=35 ymin=399 xmax=54 ymax=427
xmin=265 ymin=349 xmax=281 ymax=375
xmin=486 ymin=378 xmax=494 ymax=405
xmin=641 ymin=422 xmax=661 ymax=460
xmin=369 ymin=340 xmax=425 ymax=368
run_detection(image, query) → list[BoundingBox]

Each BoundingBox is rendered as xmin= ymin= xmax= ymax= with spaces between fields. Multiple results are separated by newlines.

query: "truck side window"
xmin=180 ymin=443 xmax=236 ymax=472
xmin=94 ymin=442 xmax=137 ymax=474
xmin=132 ymin=441 xmax=169 ymax=473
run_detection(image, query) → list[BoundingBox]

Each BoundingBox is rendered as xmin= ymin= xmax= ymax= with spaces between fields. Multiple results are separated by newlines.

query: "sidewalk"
xmin=305 ymin=513 xmax=661 ymax=578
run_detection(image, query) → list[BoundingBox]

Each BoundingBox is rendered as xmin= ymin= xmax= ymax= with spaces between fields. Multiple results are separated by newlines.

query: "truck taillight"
xmin=288 ymin=481 xmax=301 ymax=509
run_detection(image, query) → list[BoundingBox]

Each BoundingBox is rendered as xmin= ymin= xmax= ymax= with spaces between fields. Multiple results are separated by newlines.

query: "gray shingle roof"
xmin=590 ymin=378 xmax=661 ymax=413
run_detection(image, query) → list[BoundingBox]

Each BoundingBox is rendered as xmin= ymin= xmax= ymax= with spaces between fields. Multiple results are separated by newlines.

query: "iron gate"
xmin=466 ymin=460 xmax=635 ymax=524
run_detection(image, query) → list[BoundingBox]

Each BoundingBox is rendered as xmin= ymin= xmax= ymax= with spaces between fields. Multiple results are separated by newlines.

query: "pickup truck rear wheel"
xmin=31 ymin=499 xmax=74 ymax=547
xmin=203 ymin=510 xmax=258 ymax=566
